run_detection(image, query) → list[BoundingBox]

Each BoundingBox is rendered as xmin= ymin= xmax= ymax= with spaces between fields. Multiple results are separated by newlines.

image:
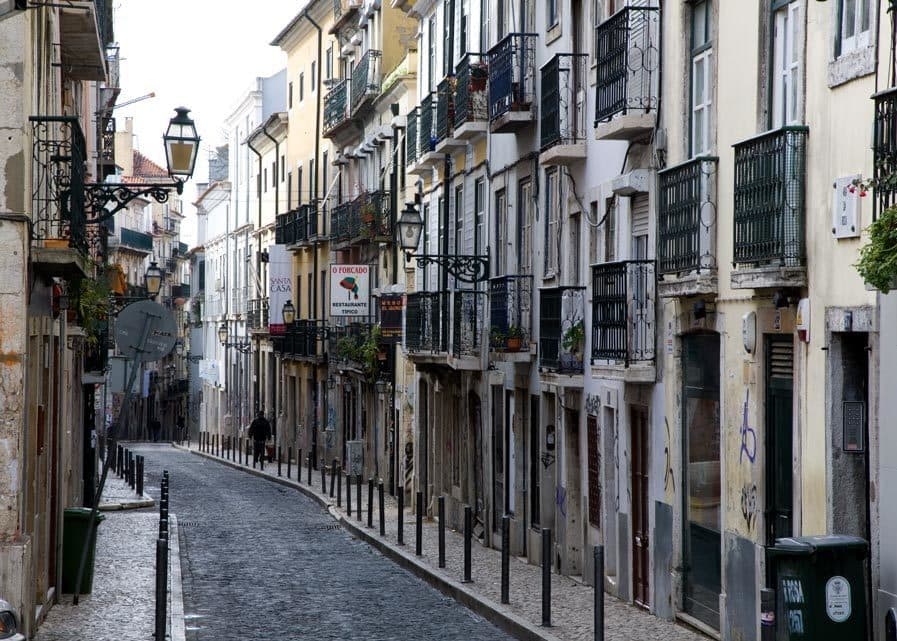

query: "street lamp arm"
xmin=84 ymin=180 xmax=184 ymax=223
xmin=410 ymin=254 xmax=490 ymax=284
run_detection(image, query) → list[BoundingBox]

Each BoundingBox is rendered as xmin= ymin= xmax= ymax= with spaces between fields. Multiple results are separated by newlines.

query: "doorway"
xmin=765 ymin=335 xmax=794 ymax=547
xmin=630 ymin=405 xmax=649 ymax=607
xmin=492 ymin=385 xmax=504 ymax=536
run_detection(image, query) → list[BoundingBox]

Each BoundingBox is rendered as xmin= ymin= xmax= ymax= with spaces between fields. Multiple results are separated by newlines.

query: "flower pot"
xmin=506 ymin=337 xmax=522 ymax=352
xmin=45 ymin=238 xmax=70 ymax=249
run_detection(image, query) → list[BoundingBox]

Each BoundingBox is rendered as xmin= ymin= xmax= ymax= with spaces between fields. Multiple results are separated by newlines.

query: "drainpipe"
xmin=303 ymin=8 xmax=323 ymax=469
xmin=390 ymin=104 xmax=400 ymax=495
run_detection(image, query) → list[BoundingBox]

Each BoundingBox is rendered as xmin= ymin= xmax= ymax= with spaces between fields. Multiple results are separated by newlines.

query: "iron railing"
xmin=406 ymin=107 xmax=419 ymax=166
xmin=275 ymin=210 xmax=297 ymax=245
xmin=30 ymin=116 xmax=87 ymax=253
xmin=419 ymin=93 xmax=437 ymax=157
xmin=120 ymin=227 xmax=154 ymax=252
xmin=540 ymin=53 xmax=588 ymax=150
xmin=436 ymin=76 xmax=455 ymax=143
xmin=171 ymin=283 xmax=191 ymax=298
xmin=489 ymin=275 xmax=533 ymax=351
xmin=324 ymin=79 xmax=349 ymax=134
xmin=276 ymin=320 xmax=326 ymax=359
xmin=733 ymin=127 xmax=808 ymax=267
xmin=594 ymin=6 xmax=659 ymax=123
xmin=539 ymin=286 xmax=586 ymax=373
xmin=405 ymin=291 xmax=448 ymax=353
xmin=293 ymin=203 xmax=319 ymax=244
xmin=330 ymin=192 xmax=391 ymax=247
xmin=873 ymin=87 xmax=897 ymax=220
xmin=658 ymin=157 xmax=718 ymax=275
xmin=351 ymin=50 xmax=382 ymax=114
xmin=488 ymin=33 xmax=537 ymax=121
xmin=452 ymin=290 xmax=486 ymax=358
xmin=591 ymin=261 xmax=655 ymax=364
xmin=454 ymin=53 xmax=489 ymax=129
xmin=247 ymin=298 xmax=269 ymax=331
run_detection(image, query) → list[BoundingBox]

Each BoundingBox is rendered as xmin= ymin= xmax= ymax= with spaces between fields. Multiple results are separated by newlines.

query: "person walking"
xmin=248 ymin=410 xmax=271 ymax=469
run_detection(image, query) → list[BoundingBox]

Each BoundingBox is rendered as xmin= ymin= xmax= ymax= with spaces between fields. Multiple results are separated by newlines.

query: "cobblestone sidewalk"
xmin=190 ymin=444 xmax=708 ymax=641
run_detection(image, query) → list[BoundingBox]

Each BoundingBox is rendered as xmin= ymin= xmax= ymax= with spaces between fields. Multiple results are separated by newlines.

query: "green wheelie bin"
xmin=61 ymin=507 xmax=106 ymax=594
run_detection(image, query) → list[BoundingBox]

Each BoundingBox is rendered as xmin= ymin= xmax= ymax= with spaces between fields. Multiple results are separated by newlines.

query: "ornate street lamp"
xmin=217 ymin=323 xmax=228 ymax=345
xmin=397 ymin=202 xmax=424 ymax=257
xmin=144 ymin=261 xmax=163 ymax=298
xmin=164 ymin=107 xmax=201 ymax=181
xmin=282 ymin=300 xmax=296 ymax=325
xmin=218 ymin=322 xmax=251 ymax=353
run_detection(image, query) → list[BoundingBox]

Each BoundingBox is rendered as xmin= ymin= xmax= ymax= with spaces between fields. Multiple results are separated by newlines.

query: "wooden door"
xmin=630 ymin=405 xmax=650 ymax=607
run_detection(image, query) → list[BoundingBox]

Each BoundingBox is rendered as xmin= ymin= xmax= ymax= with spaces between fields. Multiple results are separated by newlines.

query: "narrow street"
xmin=136 ymin=445 xmax=513 ymax=641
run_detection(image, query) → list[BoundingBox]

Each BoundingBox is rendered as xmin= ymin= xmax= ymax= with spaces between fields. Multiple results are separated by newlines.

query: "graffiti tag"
xmin=740 ymin=389 xmax=757 ymax=464
xmin=740 ymin=483 xmax=758 ymax=532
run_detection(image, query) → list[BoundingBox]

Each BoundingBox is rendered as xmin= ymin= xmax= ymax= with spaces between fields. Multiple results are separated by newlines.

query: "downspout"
xmin=390 ymin=104 xmax=400 ymax=495
xmin=303 ymin=8 xmax=323 ymax=468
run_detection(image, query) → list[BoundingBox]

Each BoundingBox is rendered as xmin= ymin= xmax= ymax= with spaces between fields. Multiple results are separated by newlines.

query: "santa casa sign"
xmin=330 ymin=264 xmax=371 ymax=317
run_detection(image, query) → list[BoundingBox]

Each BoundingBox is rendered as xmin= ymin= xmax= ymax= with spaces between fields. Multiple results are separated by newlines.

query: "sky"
xmin=112 ymin=0 xmax=301 ymax=245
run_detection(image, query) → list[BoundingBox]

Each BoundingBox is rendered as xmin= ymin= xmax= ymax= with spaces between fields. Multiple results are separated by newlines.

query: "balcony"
xmin=405 ymin=291 xmax=449 ymax=360
xmin=276 ymin=210 xmax=297 ymax=246
xmin=330 ymin=191 xmax=391 ymax=249
xmin=119 ymin=227 xmax=153 ymax=254
xmin=435 ymin=76 xmax=464 ymax=153
xmin=29 ymin=116 xmax=90 ymax=279
xmin=731 ymin=127 xmax=808 ymax=289
xmin=163 ymin=216 xmax=179 ymax=235
xmin=451 ymin=290 xmax=487 ymax=364
xmin=410 ymin=93 xmax=440 ymax=174
xmin=591 ymin=261 xmax=656 ymax=382
xmin=171 ymin=283 xmax=191 ymax=299
xmin=290 ymin=203 xmax=320 ymax=248
xmin=657 ymin=157 xmax=719 ymax=297
xmin=59 ymin=0 xmax=107 ymax=81
xmin=351 ymin=50 xmax=382 ymax=115
xmin=324 ymin=79 xmax=353 ymax=140
xmin=539 ymin=286 xmax=586 ymax=376
xmin=873 ymin=87 xmax=897 ymax=220
xmin=330 ymin=0 xmax=362 ymax=34
xmin=406 ymin=107 xmax=419 ymax=168
xmin=453 ymin=53 xmax=489 ymax=140
xmin=489 ymin=275 xmax=533 ymax=359
xmin=488 ymin=33 xmax=537 ymax=133
xmin=594 ymin=6 xmax=659 ymax=141
xmin=165 ymin=258 xmax=177 ymax=275
xmin=540 ymin=53 xmax=588 ymax=165
xmin=248 ymin=298 xmax=269 ymax=332
xmin=329 ymin=322 xmax=388 ymax=374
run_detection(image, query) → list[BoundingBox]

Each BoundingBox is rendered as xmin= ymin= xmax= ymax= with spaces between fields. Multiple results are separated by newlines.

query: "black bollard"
xmin=367 ymin=479 xmax=374 ymax=528
xmin=336 ymin=465 xmax=342 ymax=507
xmin=378 ymin=481 xmax=385 ymax=536
xmin=330 ymin=459 xmax=337 ymax=497
xmin=501 ymin=515 xmax=510 ymax=604
xmin=297 ymin=448 xmax=302 ymax=483
xmin=595 ymin=545 xmax=604 ymax=641
xmin=541 ymin=528 xmax=551 ymax=627
xmin=252 ymin=443 xmax=257 ymax=469
xmin=438 ymin=496 xmax=446 ymax=568
xmin=287 ymin=447 xmax=292 ymax=479
xmin=463 ymin=505 xmax=472 ymax=583
xmin=136 ymin=456 xmax=144 ymax=497
xmin=278 ymin=447 xmax=282 ymax=477
xmin=397 ymin=491 xmax=405 ymax=545
xmin=129 ymin=452 xmax=135 ymax=489
xmin=356 ymin=475 xmax=362 ymax=522
xmin=307 ymin=453 xmax=312 ymax=485
xmin=415 ymin=491 xmax=423 ymax=556
xmin=345 ymin=470 xmax=351 ymax=516
xmin=158 ymin=517 xmax=168 ymax=539
xmin=321 ymin=461 xmax=326 ymax=492
xmin=154 ymin=538 xmax=168 ymax=641
xmin=246 ymin=440 xmax=251 ymax=466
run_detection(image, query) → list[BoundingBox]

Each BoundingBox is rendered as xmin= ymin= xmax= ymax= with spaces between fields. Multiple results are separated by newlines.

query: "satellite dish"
xmin=114 ymin=300 xmax=177 ymax=362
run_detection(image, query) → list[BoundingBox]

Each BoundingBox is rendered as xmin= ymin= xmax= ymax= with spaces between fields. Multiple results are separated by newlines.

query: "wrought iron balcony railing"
xmin=591 ymin=261 xmax=655 ymax=365
xmin=30 ymin=116 xmax=87 ymax=254
xmin=539 ymin=286 xmax=586 ymax=374
xmin=873 ymin=87 xmax=897 ymax=220
xmin=406 ymin=291 xmax=448 ymax=353
xmin=292 ymin=203 xmax=319 ymax=244
xmin=247 ymin=298 xmax=269 ymax=331
xmin=324 ymin=79 xmax=349 ymax=135
xmin=488 ymin=33 xmax=537 ymax=122
xmin=540 ymin=53 xmax=588 ymax=150
xmin=171 ymin=283 xmax=191 ymax=299
xmin=436 ymin=76 xmax=455 ymax=143
xmin=489 ymin=275 xmax=533 ymax=352
xmin=658 ymin=157 xmax=718 ymax=276
xmin=406 ymin=107 xmax=419 ymax=166
xmin=351 ymin=50 xmax=382 ymax=114
xmin=594 ymin=6 xmax=659 ymax=123
xmin=452 ymin=290 xmax=486 ymax=358
xmin=733 ymin=126 xmax=808 ymax=267
xmin=120 ymin=227 xmax=153 ymax=252
xmin=331 ymin=191 xmax=391 ymax=247
xmin=276 ymin=210 xmax=297 ymax=245
xmin=165 ymin=258 xmax=177 ymax=274
xmin=274 ymin=320 xmax=325 ymax=359
xmin=419 ymin=93 xmax=437 ymax=157
xmin=454 ymin=53 xmax=489 ymax=129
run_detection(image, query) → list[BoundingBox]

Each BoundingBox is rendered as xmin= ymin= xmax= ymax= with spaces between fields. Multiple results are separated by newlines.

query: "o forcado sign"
xmin=330 ymin=264 xmax=370 ymax=317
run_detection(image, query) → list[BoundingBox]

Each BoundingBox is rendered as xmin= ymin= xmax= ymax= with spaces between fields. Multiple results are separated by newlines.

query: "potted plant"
xmin=75 ymin=277 xmax=111 ymax=347
xmin=855 ymin=204 xmax=897 ymax=293
xmin=506 ymin=325 xmax=524 ymax=352
xmin=562 ymin=320 xmax=585 ymax=357
xmin=489 ymin=325 xmax=506 ymax=350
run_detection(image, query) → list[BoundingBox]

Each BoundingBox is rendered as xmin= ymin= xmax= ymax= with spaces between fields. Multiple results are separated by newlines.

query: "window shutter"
xmin=631 ymin=193 xmax=650 ymax=237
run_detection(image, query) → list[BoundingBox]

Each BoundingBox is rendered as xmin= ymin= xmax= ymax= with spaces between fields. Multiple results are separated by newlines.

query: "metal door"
xmin=631 ymin=405 xmax=650 ymax=607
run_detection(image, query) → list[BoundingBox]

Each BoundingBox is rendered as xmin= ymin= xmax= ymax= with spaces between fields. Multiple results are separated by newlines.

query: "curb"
xmin=98 ymin=497 xmax=155 ymax=511
xmin=184 ymin=445 xmax=562 ymax=641
xmin=168 ymin=514 xmax=186 ymax=641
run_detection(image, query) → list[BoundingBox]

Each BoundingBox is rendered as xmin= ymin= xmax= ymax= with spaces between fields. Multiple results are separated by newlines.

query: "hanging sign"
xmin=379 ymin=294 xmax=404 ymax=343
xmin=268 ymin=244 xmax=292 ymax=335
xmin=330 ymin=264 xmax=370 ymax=317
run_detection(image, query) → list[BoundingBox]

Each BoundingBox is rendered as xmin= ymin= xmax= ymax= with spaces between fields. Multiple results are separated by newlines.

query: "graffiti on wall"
xmin=740 ymin=483 xmax=758 ymax=532
xmin=664 ymin=418 xmax=675 ymax=493
xmin=739 ymin=389 xmax=757 ymax=464
xmin=556 ymin=485 xmax=568 ymax=519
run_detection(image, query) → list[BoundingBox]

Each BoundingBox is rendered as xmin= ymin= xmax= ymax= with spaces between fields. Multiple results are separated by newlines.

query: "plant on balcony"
xmin=855 ymin=205 xmax=897 ymax=293
xmin=562 ymin=320 xmax=585 ymax=357
xmin=506 ymin=325 xmax=524 ymax=352
xmin=470 ymin=62 xmax=488 ymax=91
xmin=489 ymin=325 xmax=506 ymax=350
xmin=75 ymin=277 xmax=111 ymax=347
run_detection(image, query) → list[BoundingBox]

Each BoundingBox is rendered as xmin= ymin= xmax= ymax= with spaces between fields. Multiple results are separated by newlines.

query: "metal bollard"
xmin=501 ymin=515 xmax=510 ymax=604
xmin=463 ymin=505 xmax=472 ymax=582
xmin=438 ymin=496 xmax=446 ymax=568
xmin=378 ymin=481 xmax=385 ymax=536
xmin=541 ymin=528 xmax=551 ymax=627
xmin=594 ymin=545 xmax=604 ymax=641
xmin=278 ymin=447 xmax=282 ymax=477
xmin=297 ymin=448 xmax=302 ymax=483
xmin=129 ymin=452 xmax=135 ymax=489
xmin=307 ymin=453 xmax=312 ymax=485
xmin=367 ymin=479 xmax=374 ymax=528
xmin=287 ymin=447 xmax=292 ymax=479
xmin=336 ymin=465 xmax=342 ymax=507
xmin=252 ymin=442 xmax=257 ymax=469
xmin=154 ymin=538 xmax=168 ymax=641
xmin=397 ymin=491 xmax=404 ymax=545
xmin=136 ymin=456 xmax=144 ymax=497
xmin=321 ymin=461 xmax=326 ymax=492
xmin=246 ymin=440 xmax=251 ymax=466
xmin=330 ymin=459 xmax=337 ymax=497
xmin=415 ymin=491 xmax=423 ymax=556
xmin=346 ymin=470 xmax=352 ymax=516
xmin=158 ymin=517 xmax=168 ymax=539
xmin=356 ymin=475 xmax=362 ymax=522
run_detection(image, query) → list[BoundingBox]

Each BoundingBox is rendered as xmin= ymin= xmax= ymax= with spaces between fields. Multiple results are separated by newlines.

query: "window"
xmin=604 ymin=199 xmax=616 ymax=262
xmin=309 ymin=158 xmax=316 ymax=200
xmin=299 ymin=72 xmax=305 ymax=101
xmin=326 ymin=45 xmax=333 ymax=80
xmin=589 ymin=200 xmax=599 ymax=263
xmin=438 ymin=196 xmax=446 ymax=261
xmin=429 ymin=16 xmax=438 ymax=91
xmin=544 ymin=169 xmax=559 ymax=275
xmin=548 ymin=0 xmax=558 ymax=27
xmin=475 ymin=177 xmax=485 ymax=256
xmin=570 ymin=212 xmax=581 ymax=285
xmin=297 ymin=166 xmax=303 ymax=206
xmin=311 ymin=61 xmax=317 ymax=90
xmin=280 ymin=155 xmax=285 ymax=182
xmin=772 ymin=0 xmax=803 ymax=127
xmin=460 ymin=1 xmax=468 ymax=57
xmin=495 ymin=189 xmax=507 ymax=275
xmin=322 ymin=151 xmax=329 ymax=206
xmin=321 ymin=270 xmax=327 ymax=319
xmin=518 ymin=179 xmax=533 ymax=274
xmin=444 ymin=0 xmax=453 ymax=77
xmin=271 ymin=161 xmax=276 ymax=187
xmin=263 ymin=168 xmax=268 ymax=193
xmin=454 ymin=184 xmax=464 ymax=255
xmin=838 ymin=0 xmax=872 ymax=55
xmin=497 ymin=0 xmax=506 ymax=40
xmin=287 ymin=171 xmax=292 ymax=209
xmin=308 ymin=274 xmax=313 ymax=319
xmin=691 ymin=0 xmax=713 ymax=156
xmin=289 ymin=81 xmax=293 ymax=108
